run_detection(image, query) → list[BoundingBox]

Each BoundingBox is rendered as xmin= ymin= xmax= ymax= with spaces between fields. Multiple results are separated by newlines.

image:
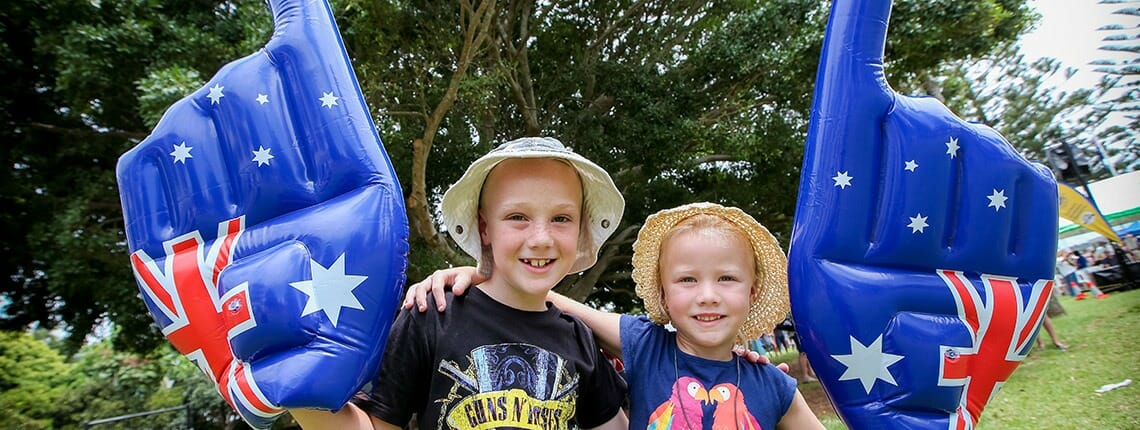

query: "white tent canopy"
xmin=1057 ymin=170 xmax=1140 ymax=250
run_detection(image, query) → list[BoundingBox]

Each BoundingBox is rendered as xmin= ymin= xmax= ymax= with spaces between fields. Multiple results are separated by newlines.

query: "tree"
xmin=1089 ymin=0 xmax=1140 ymax=173
xmin=0 ymin=331 xmax=73 ymax=429
xmin=2 ymin=0 xmax=1039 ymax=348
xmin=938 ymin=45 xmax=1102 ymax=170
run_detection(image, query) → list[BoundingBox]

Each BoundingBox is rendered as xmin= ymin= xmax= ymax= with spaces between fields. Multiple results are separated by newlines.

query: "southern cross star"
xmin=987 ymin=189 xmax=1008 ymax=211
xmin=252 ymin=146 xmax=274 ymax=166
xmin=833 ymin=171 xmax=853 ymax=189
xmin=908 ymin=213 xmax=929 ymax=233
xmin=320 ymin=91 xmax=339 ymax=108
xmin=945 ymin=136 xmax=960 ymax=158
xmin=207 ymin=84 xmax=225 ymax=104
xmin=170 ymin=142 xmax=193 ymax=164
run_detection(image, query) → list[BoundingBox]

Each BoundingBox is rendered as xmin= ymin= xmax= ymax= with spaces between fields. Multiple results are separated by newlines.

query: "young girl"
xmin=409 ymin=202 xmax=823 ymax=429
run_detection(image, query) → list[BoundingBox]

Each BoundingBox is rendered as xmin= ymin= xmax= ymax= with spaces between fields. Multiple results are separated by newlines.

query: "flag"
xmin=115 ymin=0 xmax=408 ymax=428
xmin=1058 ymin=182 xmax=1122 ymax=243
xmin=788 ymin=0 xmax=1059 ymax=428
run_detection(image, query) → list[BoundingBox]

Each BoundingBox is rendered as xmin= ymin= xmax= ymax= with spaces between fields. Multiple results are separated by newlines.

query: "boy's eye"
xmin=553 ymin=215 xmax=572 ymax=223
xmin=506 ymin=214 xmax=527 ymax=221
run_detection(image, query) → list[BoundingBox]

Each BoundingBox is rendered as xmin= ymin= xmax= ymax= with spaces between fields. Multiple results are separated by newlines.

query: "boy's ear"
xmin=478 ymin=210 xmax=489 ymax=245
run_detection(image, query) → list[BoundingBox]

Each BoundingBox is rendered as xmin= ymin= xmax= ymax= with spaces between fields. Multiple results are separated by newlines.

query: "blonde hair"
xmin=658 ymin=214 xmax=762 ymax=289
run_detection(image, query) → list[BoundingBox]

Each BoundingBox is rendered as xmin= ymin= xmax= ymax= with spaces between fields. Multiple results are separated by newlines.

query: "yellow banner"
xmin=1058 ymin=183 xmax=1121 ymax=243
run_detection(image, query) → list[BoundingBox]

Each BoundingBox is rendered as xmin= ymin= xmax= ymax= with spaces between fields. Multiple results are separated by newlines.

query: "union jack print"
xmin=938 ymin=270 xmax=1051 ymax=430
xmin=130 ymin=217 xmax=284 ymax=422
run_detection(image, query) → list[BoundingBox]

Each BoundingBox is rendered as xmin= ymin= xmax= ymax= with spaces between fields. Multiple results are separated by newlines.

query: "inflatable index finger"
xmin=812 ymin=0 xmax=893 ymax=124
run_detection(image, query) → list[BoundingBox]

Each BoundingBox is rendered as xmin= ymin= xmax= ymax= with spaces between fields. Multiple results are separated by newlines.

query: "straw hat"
xmin=441 ymin=137 xmax=624 ymax=274
xmin=632 ymin=202 xmax=789 ymax=344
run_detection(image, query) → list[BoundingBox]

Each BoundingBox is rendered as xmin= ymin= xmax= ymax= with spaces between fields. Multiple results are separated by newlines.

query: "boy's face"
xmin=477 ymin=158 xmax=583 ymax=310
xmin=659 ymin=229 xmax=756 ymax=360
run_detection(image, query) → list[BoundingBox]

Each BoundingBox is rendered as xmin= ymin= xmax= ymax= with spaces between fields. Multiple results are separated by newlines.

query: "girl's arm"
xmin=290 ymin=404 xmax=399 ymax=430
xmin=401 ymin=266 xmax=624 ymax=358
xmin=546 ymin=291 xmax=622 ymax=358
xmin=775 ymin=390 xmax=825 ymax=430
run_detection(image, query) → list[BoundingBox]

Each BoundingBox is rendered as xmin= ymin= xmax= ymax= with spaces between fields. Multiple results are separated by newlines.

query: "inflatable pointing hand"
xmin=115 ymin=0 xmax=408 ymax=428
xmin=788 ymin=1 xmax=1058 ymax=429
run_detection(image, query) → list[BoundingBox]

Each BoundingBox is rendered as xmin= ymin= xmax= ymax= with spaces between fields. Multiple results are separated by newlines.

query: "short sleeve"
xmin=570 ymin=321 xmax=628 ymax=428
xmin=350 ymin=307 xmax=432 ymax=426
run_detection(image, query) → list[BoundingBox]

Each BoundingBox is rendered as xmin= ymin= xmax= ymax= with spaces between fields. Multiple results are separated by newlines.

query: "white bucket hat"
xmin=441 ymin=137 xmax=625 ymax=274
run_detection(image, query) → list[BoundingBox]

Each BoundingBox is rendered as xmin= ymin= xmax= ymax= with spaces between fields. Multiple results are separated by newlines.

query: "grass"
xmin=771 ymin=288 xmax=1140 ymax=429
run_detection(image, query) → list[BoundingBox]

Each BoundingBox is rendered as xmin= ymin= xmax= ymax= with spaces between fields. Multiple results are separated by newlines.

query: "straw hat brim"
xmin=632 ymin=202 xmax=789 ymax=344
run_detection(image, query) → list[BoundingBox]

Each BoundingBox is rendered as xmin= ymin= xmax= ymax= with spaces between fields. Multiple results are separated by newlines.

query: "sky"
xmin=1018 ymin=0 xmax=1138 ymax=93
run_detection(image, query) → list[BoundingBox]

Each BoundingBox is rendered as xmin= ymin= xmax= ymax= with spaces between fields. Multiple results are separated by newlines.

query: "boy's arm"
xmin=290 ymin=405 xmax=400 ymax=430
xmin=775 ymin=390 xmax=825 ymax=430
xmin=583 ymin=409 xmax=629 ymax=430
xmin=545 ymin=291 xmax=622 ymax=358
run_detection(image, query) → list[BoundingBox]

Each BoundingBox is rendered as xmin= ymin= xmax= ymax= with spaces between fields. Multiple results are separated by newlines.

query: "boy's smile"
xmin=477 ymin=158 xmax=583 ymax=311
xmin=659 ymin=229 xmax=756 ymax=361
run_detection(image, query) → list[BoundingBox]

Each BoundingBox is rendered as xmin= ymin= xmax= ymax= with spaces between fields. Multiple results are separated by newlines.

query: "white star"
xmin=251 ymin=146 xmax=274 ymax=166
xmin=987 ymin=189 xmax=1008 ymax=211
xmin=255 ymin=94 xmax=269 ymax=105
xmin=831 ymin=335 xmax=904 ymax=394
xmin=904 ymin=160 xmax=918 ymax=172
xmin=289 ymin=253 xmax=367 ymax=327
xmin=320 ymin=91 xmax=339 ymax=108
xmin=207 ymin=84 xmax=225 ymax=104
xmin=832 ymin=171 xmax=853 ymax=189
xmin=170 ymin=142 xmax=193 ymax=164
xmin=945 ymin=136 xmax=960 ymax=158
xmin=908 ymin=213 xmax=929 ymax=233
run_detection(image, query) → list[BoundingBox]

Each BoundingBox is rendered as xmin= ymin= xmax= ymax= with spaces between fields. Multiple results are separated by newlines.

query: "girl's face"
xmin=659 ymin=228 xmax=756 ymax=361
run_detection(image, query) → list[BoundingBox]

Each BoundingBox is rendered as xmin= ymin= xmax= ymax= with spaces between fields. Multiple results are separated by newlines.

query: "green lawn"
xmin=981 ymin=288 xmax=1139 ymax=429
xmin=776 ymin=288 xmax=1140 ymax=429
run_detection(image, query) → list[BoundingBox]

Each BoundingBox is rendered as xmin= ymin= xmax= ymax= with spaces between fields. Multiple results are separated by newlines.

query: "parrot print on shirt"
xmin=709 ymin=382 xmax=762 ymax=430
xmin=648 ymin=376 xmax=710 ymax=429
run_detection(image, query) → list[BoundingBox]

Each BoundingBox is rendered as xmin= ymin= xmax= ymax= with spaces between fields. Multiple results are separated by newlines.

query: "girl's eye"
xmin=719 ymin=275 xmax=739 ymax=282
xmin=677 ymin=276 xmax=697 ymax=283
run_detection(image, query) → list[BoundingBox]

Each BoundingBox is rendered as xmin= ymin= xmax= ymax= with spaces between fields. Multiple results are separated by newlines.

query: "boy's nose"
xmin=528 ymin=223 xmax=554 ymax=247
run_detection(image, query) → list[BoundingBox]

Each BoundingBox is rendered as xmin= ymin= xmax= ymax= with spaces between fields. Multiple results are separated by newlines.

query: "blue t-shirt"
xmin=621 ymin=315 xmax=797 ymax=430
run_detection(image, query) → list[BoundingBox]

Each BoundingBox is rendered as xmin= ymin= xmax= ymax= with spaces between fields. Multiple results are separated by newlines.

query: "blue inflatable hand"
xmin=788 ymin=1 xmax=1058 ymax=429
xmin=115 ymin=0 xmax=408 ymax=428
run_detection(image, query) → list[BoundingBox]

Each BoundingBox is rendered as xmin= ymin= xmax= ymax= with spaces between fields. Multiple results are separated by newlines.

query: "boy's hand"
xmin=403 ymin=266 xmax=484 ymax=311
xmin=788 ymin=0 xmax=1057 ymax=428
xmin=116 ymin=0 xmax=407 ymax=428
xmin=732 ymin=347 xmax=791 ymax=374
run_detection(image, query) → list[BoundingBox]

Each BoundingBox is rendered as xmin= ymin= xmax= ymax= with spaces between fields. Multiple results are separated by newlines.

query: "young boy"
xmin=411 ymin=203 xmax=823 ymax=429
xmin=291 ymin=137 xmax=629 ymax=429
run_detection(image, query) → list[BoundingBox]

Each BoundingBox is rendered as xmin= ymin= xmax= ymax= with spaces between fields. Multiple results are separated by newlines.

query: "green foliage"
xmin=136 ymin=66 xmax=204 ymax=128
xmin=3 ymin=0 xmax=1040 ymax=349
xmin=0 ymin=331 xmax=73 ymax=429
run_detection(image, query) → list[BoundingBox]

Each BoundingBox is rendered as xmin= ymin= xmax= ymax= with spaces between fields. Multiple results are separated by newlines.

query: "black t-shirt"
xmin=353 ymin=287 xmax=627 ymax=429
